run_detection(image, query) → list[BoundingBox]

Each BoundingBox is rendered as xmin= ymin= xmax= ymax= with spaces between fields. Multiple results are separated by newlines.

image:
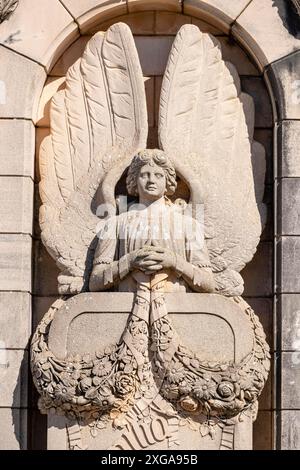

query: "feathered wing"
xmin=158 ymin=25 xmax=266 ymax=295
xmin=39 ymin=23 xmax=148 ymax=294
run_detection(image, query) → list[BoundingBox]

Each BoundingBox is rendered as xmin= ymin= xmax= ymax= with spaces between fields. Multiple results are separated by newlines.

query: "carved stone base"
xmin=47 ymin=408 xmax=253 ymax=450
xmin=31 ymin=293 xmax=269 ymax=450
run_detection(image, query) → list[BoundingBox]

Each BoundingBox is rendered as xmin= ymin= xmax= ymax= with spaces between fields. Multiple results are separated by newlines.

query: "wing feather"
xmin=39 ymin=23 xmax=147 ymax=293
xmin=159 ymin=26 xmax=266 ymax=295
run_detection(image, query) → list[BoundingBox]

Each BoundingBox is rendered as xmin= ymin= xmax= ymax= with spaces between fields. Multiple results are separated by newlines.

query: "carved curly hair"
xmin=126 ymin=149 xmax=177 ymax=197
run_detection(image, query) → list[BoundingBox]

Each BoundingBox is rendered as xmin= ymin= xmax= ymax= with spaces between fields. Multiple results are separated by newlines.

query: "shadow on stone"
xmin=12 ymin=348 xmax=28 ymax=449
xmin=272 ymin=0 xmax=300 ymax=38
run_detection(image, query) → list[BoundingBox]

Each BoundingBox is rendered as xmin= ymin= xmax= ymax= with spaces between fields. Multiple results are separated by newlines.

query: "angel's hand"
xmin=129 ymin=246 xmax=164 ymax=272
xmin=140 ymin=247 xmax=176 ymax=271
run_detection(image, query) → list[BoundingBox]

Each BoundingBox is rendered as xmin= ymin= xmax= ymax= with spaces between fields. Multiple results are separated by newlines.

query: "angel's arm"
xmin=174 ymin=253 xmax=215 ymax=293
xmin=89 ymin=255 xmax=132 ymax=291
xmin=178 ymin=217 xmax=215 ymax=293
xmin=89 ymin=218 xmax=131 ymax=291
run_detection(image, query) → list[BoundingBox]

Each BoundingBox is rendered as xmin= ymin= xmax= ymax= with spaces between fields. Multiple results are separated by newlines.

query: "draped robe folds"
xmin=91 ymin=200 xmax=212 ymax=415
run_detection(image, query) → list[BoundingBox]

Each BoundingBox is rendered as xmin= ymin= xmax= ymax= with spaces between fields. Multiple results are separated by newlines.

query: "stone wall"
xmin=1 ymin=0 xmax=300 ymax=450
xmin=34 ymin=8 xmax=274 ymax=450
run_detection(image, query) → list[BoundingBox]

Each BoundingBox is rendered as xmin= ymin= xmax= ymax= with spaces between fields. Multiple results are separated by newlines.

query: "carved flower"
xmin=114 ymin=372 xmax=135 ymax=397
xmin=54 ymin=384 xmax=76 ymax=402
xmin=92 ymin=357 xmax=112 ymax=377
xmin=166 ymin=362 xmax=185 ymax=384
xmin=178 ymin=381 xmax=192 ymax=395
xmin=79 ymin=377 xmax=92 ymax=393
xmin=193 ymin=379 xmax=216 ymax=401
xmin=217 ymin=382 xmax=236 ymax=401
xmin=35 ymin=351 xmax=52 ymax=364
xmin=96 ymin=395 xmax=116 ymax=409
xmin=132 ymin=333 xmax=148 ymax=353
xmin=161 ymin=383 xmax=179 ymax=400
xmin=118 ymin=362 xmax=134 ymax=374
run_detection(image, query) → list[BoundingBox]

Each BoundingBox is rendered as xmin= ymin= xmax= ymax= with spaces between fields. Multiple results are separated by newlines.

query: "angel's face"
xmin=137 ymin=163 xmax=166 ymax=202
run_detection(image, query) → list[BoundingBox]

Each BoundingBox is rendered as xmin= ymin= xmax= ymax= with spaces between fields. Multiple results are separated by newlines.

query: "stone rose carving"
xmin=31 ymin=23 xmax=270 ymax=449
xmin=0 ymin=0 xmax=18 ymax=23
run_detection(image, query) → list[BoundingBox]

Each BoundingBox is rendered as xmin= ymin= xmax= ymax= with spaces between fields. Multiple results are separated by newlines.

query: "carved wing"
xmin=39 ymin=23 xmax=148 ymax=294
xmin=158 ymin=25 xmax=266 ymax=295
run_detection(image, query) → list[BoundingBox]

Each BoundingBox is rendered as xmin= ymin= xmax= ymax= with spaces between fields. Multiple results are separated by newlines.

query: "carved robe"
xmin=92 ymin=200 xmax=211 ymax=293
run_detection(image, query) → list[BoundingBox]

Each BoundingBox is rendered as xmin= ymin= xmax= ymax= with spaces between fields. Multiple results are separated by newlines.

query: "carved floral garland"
xmin=152 ymin=297 xmax=270 ymax=418
xmin=31 ymin=296 xmax=270 ymax=431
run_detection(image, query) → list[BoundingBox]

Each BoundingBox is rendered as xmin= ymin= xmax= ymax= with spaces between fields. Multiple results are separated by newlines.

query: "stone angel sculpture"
xmin=32 ymin=23 xmax=270 ymax=450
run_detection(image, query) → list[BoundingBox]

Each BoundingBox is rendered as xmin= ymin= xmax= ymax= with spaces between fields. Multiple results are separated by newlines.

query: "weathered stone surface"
xmin=241 ymin=77 xmax=273 ymax=128
xmin=155 ymin=12 xmax=191 ymax=34
xmin=0 ymin=292 xmax=31 ymax=349
xmin=134 ymin=36 xmax=174 ymax=75
xmin=253 ymin=411 xmax=273 ymax=450
xmin=0 ymin=120 xmax=35 ymax=178
xmin=184 ymin=0 xmax=251 ymax=33
xmin=155 ymin=76 xmax=163 ymax=126
xmin=0 ymin=46 xmax=46 ymax=119
xmin=50 ymin=37 xmax=90 ymax=77
xmin=258 ymin=365 xmax=273 ymax=411
xmin=281 ymin=352 xmax=300 ymax=409
xmin=128 ymin=0 xmax=181 ymax=13
xmin=36 ymin=77 xmax=66 ymax=128
xmin=279 ymin=294 xmax=300 ymax=351
xmin=145 ymin=77 xmax=155 ymax=128
xmin=33 ymin=296 xmax=59 ymax=330
xmin=277 ymin=237 xmax=300 ymax=293
xmin=48 ymin=293 xmax=253 ymax=362
xmin=254 ymin=129 xmax=273 ymax=184
xmin=260 ymin=197 xmax=273 ymax=243
xmin=217 ymin=36 xmax=259 ymax=76
xmin=34 ymin=293 xmax=267 ymax=450
xmin=98 ymin=11 xmax=156 ymax=35
xmin=33 ymin=242 xmax=60 ymax=296
xmin=0 ymin=177 xmax=33 ymax=234
xmin=241 ymin=242 xmax=273 ymax=297
xmin=0 ymin=0 xmax=78 ymax=70
xmin=29 ymin=409 xmax=47 ymax=450
xmin=278 ymin=120 xmax=300 ymax=177
xmin=0 ymin=350 xmax=28 ymax=407
xmin=280 ymin=411 xmax=300 ymax=449
xmin=61 ymin=0 xmax=127 ymax=34
xmin=0 ymin=234 xmax=31 ymax=291
xmin=191 ymin=15 xmax=223 ymax=35
xmin=278 ymin=178 xmax=300 ymax=235
xmin=233 ymin=0 xmax=300 ymax=70
xmin=33 ymin=184 xmax=42 ymax=240
xmin=0 ymin=408 xmax=27 ymax=450
xmin=265 ymin=50 xmax=300 ymax=120
xmin=147 ymin=126 xmax=158 ymax=148
xmin=47 ymin=415 xmax=67 ymax=450
xmin=244 ymin=297 xmax=273 ymax=351
xmin=35 ymin=128 xmax=50 ymax=182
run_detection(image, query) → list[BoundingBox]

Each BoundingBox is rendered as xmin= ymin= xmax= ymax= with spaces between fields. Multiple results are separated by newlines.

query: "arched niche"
xmin=2 ymin=0 xmax=299 ymax=451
